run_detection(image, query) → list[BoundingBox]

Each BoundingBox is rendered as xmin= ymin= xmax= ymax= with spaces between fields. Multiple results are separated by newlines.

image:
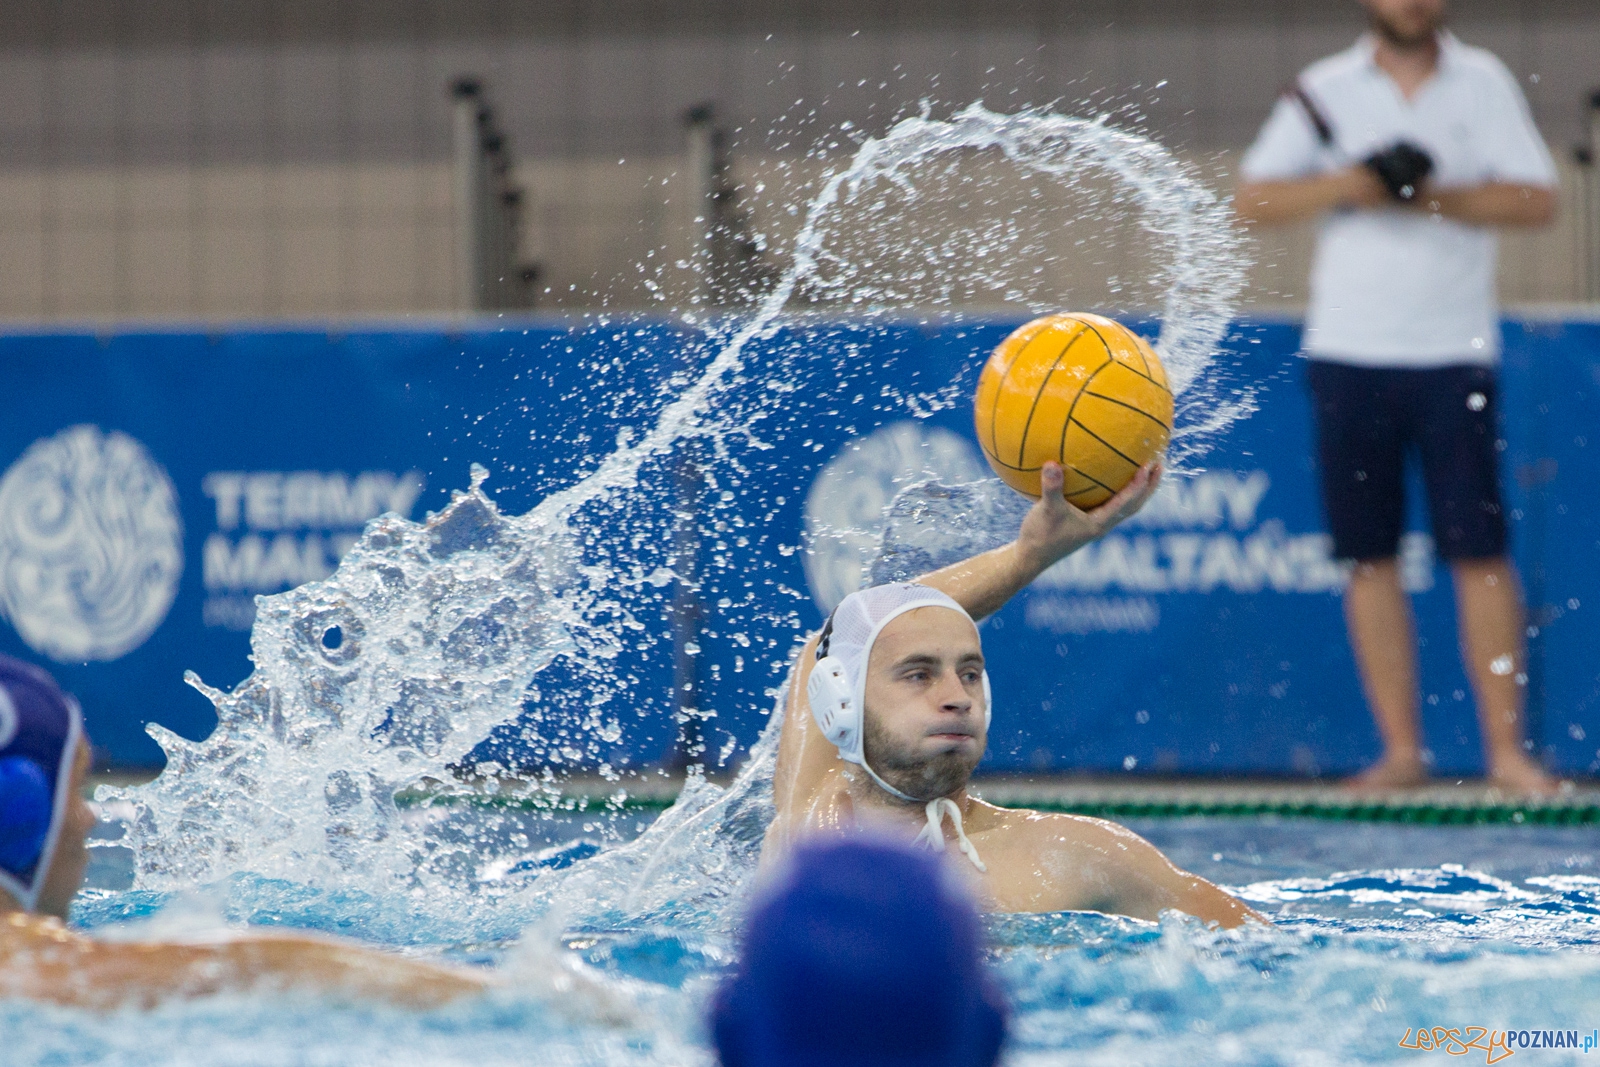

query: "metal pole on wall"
xmin=451 ymin=78 xmax=539 ymax=312
xmin=681 ymin=102 xmax=775 ymax=309
xmin=684 ymin=104 xmax=717 ymax=308
xmin=482 ymin=130 xmax=509 ymax=307
xmin=451 ymin=79 xmax=486 ymax=311
xmin=1587 ymin=90 xmax=1600 ymax=301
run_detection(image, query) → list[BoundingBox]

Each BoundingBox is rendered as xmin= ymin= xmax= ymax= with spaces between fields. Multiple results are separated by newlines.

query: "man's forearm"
xmin=1240 ymin=172 xmax=1555 ymax=229
xmin=1419 ymin=183 xmax=1555 ymax=227
xmin=921 ymin=547 xmax=1056 ymax=620
xmin=918 ymin=542 xmax=1061 ymax=621
xmin=1235 ymin=169 xmax=1385 ymax=225
xmin=918 ymin=462 xmax=1159 ymax=620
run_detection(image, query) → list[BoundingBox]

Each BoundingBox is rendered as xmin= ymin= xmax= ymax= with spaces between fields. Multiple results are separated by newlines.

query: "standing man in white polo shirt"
xmin=1235 ymin=0 xmax=1558 ymax=794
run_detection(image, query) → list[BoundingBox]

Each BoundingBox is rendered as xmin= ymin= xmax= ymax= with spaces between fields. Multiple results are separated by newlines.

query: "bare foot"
xmin=1343 ymin=755 xmax=1429 ymax=794
xmin=1487 ymin=752 xmax=1562 ymax=797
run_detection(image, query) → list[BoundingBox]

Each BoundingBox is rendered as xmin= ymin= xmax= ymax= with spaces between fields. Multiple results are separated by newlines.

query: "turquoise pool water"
xmin=14 ymin=816 xmax=1593 ymax=1067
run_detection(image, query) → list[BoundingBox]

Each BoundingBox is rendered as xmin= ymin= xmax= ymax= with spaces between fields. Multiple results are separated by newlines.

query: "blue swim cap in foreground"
xmin=712 ymin=837 xmax=1007 ymax=1067
xmin=0 ymin=654 xmax=83 ymax=910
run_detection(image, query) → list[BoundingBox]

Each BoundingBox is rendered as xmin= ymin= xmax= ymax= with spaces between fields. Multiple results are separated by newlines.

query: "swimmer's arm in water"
xmin=919 ymin=460 xmax=1160 ymax=620
xmin=1020 ymin=814 xmax=1267 ymax=929
xmin=0 ymin=912 xmax=487 ymax=1009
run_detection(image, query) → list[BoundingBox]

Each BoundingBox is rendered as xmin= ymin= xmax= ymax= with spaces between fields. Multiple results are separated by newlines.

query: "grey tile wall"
xmin=0 ymin=0 xmax=1591 ymax=318
xmin=9 ymin=1 xmax=1595 ymax=167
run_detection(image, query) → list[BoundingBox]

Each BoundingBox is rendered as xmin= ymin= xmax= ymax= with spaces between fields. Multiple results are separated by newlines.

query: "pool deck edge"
xmin=358 ymin=772 xmax=1600 ymax=823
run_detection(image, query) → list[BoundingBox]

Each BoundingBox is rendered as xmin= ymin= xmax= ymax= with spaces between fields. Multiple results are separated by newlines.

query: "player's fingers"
xmin=1091 ymin=461 xmax=1154 ymax=521
xmin=1138 ymin=460 xmax=1164 ymax=504
xmin=1109 ymin=462 xmax=1151 ymax=508
xmin=1038 ymin=461 xmax=1068 ymax=512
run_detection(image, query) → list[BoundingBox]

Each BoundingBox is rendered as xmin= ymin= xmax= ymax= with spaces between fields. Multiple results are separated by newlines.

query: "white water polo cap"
xmin=807 ymin=583 xmax=992 ymax=779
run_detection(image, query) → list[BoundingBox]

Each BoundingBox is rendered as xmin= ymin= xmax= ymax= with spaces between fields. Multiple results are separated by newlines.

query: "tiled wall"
xmin=0 ymin=162 xmax=453 ymax=318
xmin=0 ymin=0 xmax=1594 ymax=319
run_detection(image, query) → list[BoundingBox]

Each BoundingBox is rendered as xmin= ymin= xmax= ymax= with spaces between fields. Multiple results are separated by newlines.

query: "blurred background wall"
xmin=0 ymin=0 xmax=1596 ymax=321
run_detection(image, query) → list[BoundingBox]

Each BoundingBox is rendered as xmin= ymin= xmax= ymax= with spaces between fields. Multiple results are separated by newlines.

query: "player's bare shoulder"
xmin=971 ymin=801 xmax=1265 ymax=926
xmin=972 ymin=800 xmax=1153 ymax=853
xmin=964 ymin=802 xmax=1190 ymax=915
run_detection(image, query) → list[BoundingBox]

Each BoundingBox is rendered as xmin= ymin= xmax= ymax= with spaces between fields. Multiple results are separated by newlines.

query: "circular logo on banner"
xmin=0 ymin=426 xmax=183 ymax=662
xmin=803 ymin=422 xmax=985 ymax=613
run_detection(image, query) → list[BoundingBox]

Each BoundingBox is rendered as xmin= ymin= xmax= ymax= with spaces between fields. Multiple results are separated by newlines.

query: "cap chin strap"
xmin=856 ymin=756 xmax=915 ymax=802
xmin=858 ymin=759 xmax=987 ymax=873
xmin=913 ymin=797 xmax=987 ymax=874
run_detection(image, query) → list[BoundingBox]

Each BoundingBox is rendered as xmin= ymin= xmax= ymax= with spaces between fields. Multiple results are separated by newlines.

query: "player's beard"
xmin=1368 ymin=4 xmax=1443 ymax=50
xmin=862 ymin=710 xmax=981 ymax=802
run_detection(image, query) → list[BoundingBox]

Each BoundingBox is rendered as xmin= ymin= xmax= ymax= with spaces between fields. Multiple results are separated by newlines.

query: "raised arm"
xmin=919 ymin=460 xmax=1161 ymax=620
xmin=768 ymin=631 xmax=835 ymax=853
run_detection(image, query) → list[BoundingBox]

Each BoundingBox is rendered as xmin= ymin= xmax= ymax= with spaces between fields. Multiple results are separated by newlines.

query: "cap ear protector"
xmin=806 ymin=610 xmax=992 ymax=767
xmin=806 ymin=648 xmax=857 ymax=756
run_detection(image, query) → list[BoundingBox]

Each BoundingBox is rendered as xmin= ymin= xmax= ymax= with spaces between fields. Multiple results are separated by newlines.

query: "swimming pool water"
xmin=15 ymin=816 xmax=1594 ymax=1067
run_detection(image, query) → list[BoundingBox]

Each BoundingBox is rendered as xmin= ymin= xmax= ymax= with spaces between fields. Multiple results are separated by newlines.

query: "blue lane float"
xmin=0 ymin=317 xmax=1594 ymax=776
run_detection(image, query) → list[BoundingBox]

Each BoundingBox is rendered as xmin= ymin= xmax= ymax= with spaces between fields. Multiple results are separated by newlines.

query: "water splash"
xmin=98 ymin=103 xmax=1250 ymax=926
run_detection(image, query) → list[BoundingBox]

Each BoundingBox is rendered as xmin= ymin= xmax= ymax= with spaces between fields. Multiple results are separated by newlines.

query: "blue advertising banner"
xmin=0 ymin=317 xmax=1595 ymax=777
xmin=0 ymin=324 xmax=699 ymax=768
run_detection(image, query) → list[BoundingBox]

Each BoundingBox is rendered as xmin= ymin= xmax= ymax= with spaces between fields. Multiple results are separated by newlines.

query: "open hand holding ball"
xmin=975 ymin=312 xmax=1172 ymax=507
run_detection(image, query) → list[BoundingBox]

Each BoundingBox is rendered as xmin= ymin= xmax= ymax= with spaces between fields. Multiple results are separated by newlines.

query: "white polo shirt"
xmin=1239 ymin=32 xmax=1556 ymax=367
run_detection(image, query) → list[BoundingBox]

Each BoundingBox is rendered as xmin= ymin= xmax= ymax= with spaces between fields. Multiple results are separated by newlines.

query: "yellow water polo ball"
xmin=974 ymin=312 xmax=1173 ymax=508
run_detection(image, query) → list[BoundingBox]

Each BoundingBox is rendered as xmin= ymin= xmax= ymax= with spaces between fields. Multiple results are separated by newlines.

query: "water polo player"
xmin=764 ymin=461 xmax=1264 ymax=927
xmin=0 ymin=653 xmax=491 ymax=1007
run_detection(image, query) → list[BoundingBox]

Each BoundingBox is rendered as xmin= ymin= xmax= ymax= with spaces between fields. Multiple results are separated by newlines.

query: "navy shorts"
xmin=1305 ymin=360 xmax=1506 ymax=562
